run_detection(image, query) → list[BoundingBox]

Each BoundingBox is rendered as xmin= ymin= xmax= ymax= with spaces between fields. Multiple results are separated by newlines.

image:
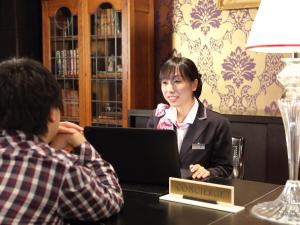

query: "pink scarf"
xmin=155 ymin=103 xmax=190 ymax=130
xmin=155 ymin=103 xmax=174 ymax=130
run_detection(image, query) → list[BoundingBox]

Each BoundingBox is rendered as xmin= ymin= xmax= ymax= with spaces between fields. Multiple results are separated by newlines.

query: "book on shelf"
xmin=100 ymin=9 xmax=105 ymax=36
xmin=62 ymin=89 xmax=79 ymax=118
xmin=62 ymin=50 xmax=67 ymax=75
xmin=54 ymin=48 xmax=78 ymax=77
xmin=70 ymin=49 xmax=74 ymax=76
xmin=91 ymin=41 xmax=105 ymax=56
xmin=55 ymin=50 xmax=63 ymax=75
xmin=70 ymin=49 xmax=78 ymax=76
xmin=66 ymin=50 xmax=70 ymax=76
xmin=75 ymin=49 xmax=79 ymax=75
xmin=106 ymin=8 xmax=111 ymax=36
xmin=96 ymin=8 xmax=120 ymax=37
xmin=107 ymin=8 xmax=116 ymax=36
xmin=96 ymin=14 xmax=100 ymax=36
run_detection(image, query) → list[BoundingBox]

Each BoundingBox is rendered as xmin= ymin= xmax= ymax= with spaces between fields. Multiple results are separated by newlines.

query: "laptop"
xmin=84 ymin=127 xmax=190 ymax=190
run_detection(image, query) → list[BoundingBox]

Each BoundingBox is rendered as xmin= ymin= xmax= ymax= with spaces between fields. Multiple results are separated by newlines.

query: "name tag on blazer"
xmin=192 ymin=143 xmax=205 ymax=150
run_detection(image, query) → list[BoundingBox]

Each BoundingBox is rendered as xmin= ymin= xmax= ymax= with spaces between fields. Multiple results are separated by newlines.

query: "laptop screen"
xmin=84 ymin=127 xmax=181 ymax=186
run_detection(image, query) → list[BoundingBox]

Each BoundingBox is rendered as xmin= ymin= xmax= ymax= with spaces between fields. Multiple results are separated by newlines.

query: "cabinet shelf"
xmin=92 ymin=73 xmax=121 ymax=79
xmin=56 ymin=76 xmax=79 ymax=80
xmin=92 ymin=117 xmax=122 ymax=126
xmin=90 ymin=34 xmax=121 ymax=40
xmin=91 ymin=55 xmax=121 ymax=59
xmin=61 ymin=116 xmax=79 ymax=122
xmin=42 ymin=0 xmax=154 ymax=127
xmin=93 ymin=113 xmax=122 ymax=118
xmin=51 ymin=36 xmax=78 ymax=41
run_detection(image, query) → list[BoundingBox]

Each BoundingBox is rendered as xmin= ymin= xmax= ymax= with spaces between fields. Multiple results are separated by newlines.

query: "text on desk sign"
xmin=169 ymin=177 xmax=234 ymax=204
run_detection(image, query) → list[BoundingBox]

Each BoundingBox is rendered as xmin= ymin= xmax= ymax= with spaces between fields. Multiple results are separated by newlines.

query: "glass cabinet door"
xmin=50 ymin=7 xmax=79 ymax=123
xmin=90 ymin=3 xmax=122 ymax=127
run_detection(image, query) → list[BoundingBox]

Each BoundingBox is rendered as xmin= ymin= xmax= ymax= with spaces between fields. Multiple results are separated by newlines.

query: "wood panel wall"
xmin=0 ymin=0 xmax=42 ymax=61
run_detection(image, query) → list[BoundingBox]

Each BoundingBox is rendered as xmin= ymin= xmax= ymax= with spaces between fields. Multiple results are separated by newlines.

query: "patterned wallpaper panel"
xmin=154 ymin=0 xmax=285 ymax=116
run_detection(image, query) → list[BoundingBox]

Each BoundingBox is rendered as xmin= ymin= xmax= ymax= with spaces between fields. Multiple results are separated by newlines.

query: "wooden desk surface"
xmin=70 ymin=179 xmax=282 ymax=225
xmin=212 ymin=186 xmax=283 ymax=225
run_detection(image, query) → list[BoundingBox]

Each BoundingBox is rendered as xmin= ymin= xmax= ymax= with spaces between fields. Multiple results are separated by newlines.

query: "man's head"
xmin=0 ymin=58 xmax=63 ymax=136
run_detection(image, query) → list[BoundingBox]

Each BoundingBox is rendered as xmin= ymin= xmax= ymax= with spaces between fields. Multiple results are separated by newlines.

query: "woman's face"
xmin=161 ymin=71 xmax=198 ymax=108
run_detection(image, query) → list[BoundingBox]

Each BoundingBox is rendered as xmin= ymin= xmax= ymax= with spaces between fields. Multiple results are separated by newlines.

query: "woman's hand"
xmin=190 ymin=164 xmax=210 ymax=179
xmin=50 ymin=122 xmax=86 ymax=151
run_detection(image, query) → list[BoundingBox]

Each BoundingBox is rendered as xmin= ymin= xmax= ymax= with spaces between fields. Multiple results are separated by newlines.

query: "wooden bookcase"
xmin=42 ymin=0 xmax=154 ymax=127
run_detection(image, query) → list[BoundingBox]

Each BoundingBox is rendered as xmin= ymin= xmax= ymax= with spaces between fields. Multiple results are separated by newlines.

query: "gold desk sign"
xmin=170 ymin=177 xmax=233 ymax=204
xmin=159 ymin=177 xmax=245 ymax=213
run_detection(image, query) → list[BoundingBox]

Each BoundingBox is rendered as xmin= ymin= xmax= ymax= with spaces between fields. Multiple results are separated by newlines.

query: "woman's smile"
xmin=167 ymin=95 xmax=179 ymax=103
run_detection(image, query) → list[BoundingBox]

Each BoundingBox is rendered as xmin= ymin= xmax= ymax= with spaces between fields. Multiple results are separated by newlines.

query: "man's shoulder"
xmin=0 ymin=136 xmax=75 ymax=175
xmin=26 ymin=141 xmax=76 ymax=168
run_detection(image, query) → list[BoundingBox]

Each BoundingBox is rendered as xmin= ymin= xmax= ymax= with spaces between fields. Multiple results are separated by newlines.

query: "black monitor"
xmin=84 ymin=127 xmax=183 ymax=186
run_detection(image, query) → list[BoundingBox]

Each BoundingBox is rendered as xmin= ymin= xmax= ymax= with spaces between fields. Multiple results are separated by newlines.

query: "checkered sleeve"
xmin=57 ymin=141 xmax=124 ymax=221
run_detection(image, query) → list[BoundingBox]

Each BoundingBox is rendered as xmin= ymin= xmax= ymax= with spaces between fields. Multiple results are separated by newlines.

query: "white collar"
xmin=165 ymin=98 xmax=199 ymax=125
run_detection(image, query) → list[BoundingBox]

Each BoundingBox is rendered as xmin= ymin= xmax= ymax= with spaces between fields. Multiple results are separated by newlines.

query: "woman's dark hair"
xmin=0 ymin=58 xmax=63 ymax=135
xmin=159 ymin=56 xmax=202 ymax=98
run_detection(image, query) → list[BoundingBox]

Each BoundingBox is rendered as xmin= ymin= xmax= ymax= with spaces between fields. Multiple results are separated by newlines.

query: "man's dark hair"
xmin=0 ymin=58 xmax=63 ymax=135
xmin=159 ymin=56 xmax=203 ymax=98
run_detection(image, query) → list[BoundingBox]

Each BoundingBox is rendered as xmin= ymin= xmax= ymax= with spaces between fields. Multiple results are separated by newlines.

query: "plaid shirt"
xmin=0 ymin=130 xmax=124 ymax=225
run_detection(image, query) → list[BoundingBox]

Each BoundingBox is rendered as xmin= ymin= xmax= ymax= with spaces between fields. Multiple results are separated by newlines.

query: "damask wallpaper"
xmin=154 ymin=0 xmax=284 ymax=116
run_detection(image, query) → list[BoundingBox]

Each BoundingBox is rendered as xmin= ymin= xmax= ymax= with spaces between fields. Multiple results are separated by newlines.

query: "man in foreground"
xmin=0 ymin=58 xmax=123 ymax=224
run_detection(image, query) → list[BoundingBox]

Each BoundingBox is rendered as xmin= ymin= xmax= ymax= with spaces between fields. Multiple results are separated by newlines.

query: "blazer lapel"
xmin=179 ymin=101 xmax=208 ymax=158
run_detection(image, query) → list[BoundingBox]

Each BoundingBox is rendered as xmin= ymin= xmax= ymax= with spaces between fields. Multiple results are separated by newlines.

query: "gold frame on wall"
xmin=218 ymin=0 xmax=260 ymax=10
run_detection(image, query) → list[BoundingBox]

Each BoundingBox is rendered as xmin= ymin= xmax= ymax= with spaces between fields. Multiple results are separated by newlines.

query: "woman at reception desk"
xmin=147 ymin=56 xmax=232 ymax=180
